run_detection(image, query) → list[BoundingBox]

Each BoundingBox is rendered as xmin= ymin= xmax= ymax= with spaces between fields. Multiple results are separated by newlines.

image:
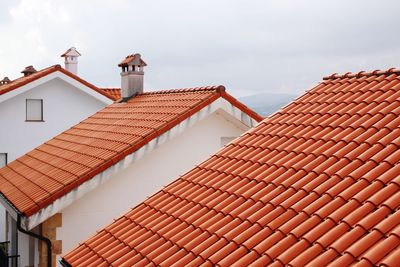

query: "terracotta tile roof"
xmin=0 ymin=85 xmax=262 ymax=217
xmin=0 ymin=65 xmax=116 ymax=101
xmin=98 ymin=88 xmax=121 ymax=100
xmin=62 ymin=68 xmax=400 ymax=267
xmin=118 ymin=54 xmax=147 ymax=67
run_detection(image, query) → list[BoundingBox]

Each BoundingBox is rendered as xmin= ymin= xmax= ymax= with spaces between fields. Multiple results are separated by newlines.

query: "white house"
xmin=0 ymin=48 xmax=120 ymax=266
xmin=0 ymin=53 xmax=262 ymax=267
xmin=0 ymin=47 xmax=118 ymax=165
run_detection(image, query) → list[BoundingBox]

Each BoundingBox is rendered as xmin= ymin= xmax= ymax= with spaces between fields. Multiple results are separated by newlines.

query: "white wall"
xmin=57 ymin=111 xmax=246 ymax=264
xmin=0 ymin=78 xmax=107 ymax=267
xmin=0 ymin=78 xmax=106 ymax=162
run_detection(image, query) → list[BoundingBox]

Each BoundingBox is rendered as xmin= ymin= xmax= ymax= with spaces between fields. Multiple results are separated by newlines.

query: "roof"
xmin=0 ymin=86 xmax=262 ymax=218
xmin=99 ymin=88 xmax=121 ymax=100
xmin=21 ymin=65 xmax=37 ymax=75
xmin=0 ymin=65 xmax=116 ymax=101
xmin=61 ymin=47 xmax=81 ymax=57
xmin=118 ymin=53 xmax=147 ymax=67
xmin=63 ymin=68 xmax=400 ymax=267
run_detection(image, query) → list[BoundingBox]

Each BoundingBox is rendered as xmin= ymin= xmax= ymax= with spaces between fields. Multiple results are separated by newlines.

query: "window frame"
xmin=26 ymin=98 xmax=44 ymax=122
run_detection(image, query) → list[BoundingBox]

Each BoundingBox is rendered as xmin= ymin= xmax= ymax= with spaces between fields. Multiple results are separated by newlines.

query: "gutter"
xmin=59 ymin=258 xmax=72 ymax=267
xmin=0 ymin=193 xmax=52 ymax=267
xmin=17 ymin=214 xmax=52 ymax=267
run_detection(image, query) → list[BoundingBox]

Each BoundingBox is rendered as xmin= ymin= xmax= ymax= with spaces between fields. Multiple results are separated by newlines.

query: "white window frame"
xmin=26 ymin=99 xmax=43 ymax=121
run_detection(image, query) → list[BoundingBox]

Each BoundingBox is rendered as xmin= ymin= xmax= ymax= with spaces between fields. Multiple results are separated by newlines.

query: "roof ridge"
xmin=0 ymin=64 xmax=116 ymax=101
xmin=0 ymin=65 xmax=61 ymax=95
xmin=323 ymin=67 xmax=400 ymax=80
xmin=140 ymin=85 xmax=226 ymax=95
xmin=99 ymin=87 xmax=121 ymax=90
xmin=0 ymin=65 xmax=61 ymax=88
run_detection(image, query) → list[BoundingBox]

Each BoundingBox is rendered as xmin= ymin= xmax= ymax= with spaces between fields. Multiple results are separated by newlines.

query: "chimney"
xmin=0 ymin=77 xmax=11 ymax=85
xmin=21 ymin=66 xmax=37 ymax=77
xmin=118 ymin=53 xmax=147 ymax=101
xmin=61 ymin=47 xmax=81 ymax=75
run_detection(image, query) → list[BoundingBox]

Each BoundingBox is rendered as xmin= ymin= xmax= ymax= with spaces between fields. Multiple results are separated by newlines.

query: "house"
xmin=0 ymin=47 xmax=119 ymax=166
xmin=0 ymin=47 xmax=121 ymax=259
xmin=0 ymin=53 xmax=262 ymax=267
xmin=62 ymin=68 xmax=400 ymax=267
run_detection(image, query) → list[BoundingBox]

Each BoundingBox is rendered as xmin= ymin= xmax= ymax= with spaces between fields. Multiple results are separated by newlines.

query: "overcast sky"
xmin=1 ymin=0 xmax=399 ymax=97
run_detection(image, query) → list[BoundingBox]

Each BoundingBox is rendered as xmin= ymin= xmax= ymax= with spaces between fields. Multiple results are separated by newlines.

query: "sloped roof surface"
xmin=0 ymin=65 xmax=115 ymax=100
xmin=118 ymin=54 xmax=147 ymax=67
xmin=63 ymin=68 xmax=400 ymax=267
xmin=99 ymin=88 xmax=121 ymax=100
xmin=0 ymin=86 xmax=261 ymax=217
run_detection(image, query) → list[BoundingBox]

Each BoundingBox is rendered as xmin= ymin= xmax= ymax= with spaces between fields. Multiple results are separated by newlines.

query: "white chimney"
xmin=118 ymin=53 xmax=147 ymax=101
xmin=61 ymin=47 xmax=81 ymax=75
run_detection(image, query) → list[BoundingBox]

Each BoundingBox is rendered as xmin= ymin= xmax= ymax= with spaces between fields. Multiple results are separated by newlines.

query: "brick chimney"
xmin=21 ymin=66 xmax=37 ymax=77
xmin=118 ymin=53 xmax=147 ymax=101
xmin=61 ymin=47 xmax=81 ymax=75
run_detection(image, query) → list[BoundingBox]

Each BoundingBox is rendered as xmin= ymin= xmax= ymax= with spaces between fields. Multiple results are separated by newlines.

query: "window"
xmin=0 ymin=153 xmax=7 ymax=167
xmin=26 ymin=99 xmax=43 ymax=121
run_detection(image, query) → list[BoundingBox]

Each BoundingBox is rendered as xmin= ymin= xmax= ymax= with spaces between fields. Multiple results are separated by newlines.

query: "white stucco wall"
xmin=56 ymin=110 xmax=247 ymax=264
xmin=0 ymin=78 xmax=106 ymax=162
xmin=0 ymin=77 xmax=108 ymax=267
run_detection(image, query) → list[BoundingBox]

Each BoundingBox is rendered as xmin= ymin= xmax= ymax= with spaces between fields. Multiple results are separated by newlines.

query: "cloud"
xmin=1 ymin=0 xmax=400 ymax=97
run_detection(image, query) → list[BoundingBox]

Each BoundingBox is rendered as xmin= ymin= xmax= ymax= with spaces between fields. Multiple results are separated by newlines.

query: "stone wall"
xmin=38 ymin=213 xmax=62 ymax=267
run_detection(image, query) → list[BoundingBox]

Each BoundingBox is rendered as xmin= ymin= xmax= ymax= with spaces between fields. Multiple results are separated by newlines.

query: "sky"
xmin=0 ymin=0 xmax=399 ymax=97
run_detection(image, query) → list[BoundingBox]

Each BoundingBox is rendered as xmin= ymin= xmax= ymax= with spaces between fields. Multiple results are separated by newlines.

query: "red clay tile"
xmin=289 ymin=243 xmax=325 ymax=266
xmin=0 ymin=87 xmax=262 ymax=216
xmin=378 ymin=246 xmax=400 ymax=267
xmin=357 ymin=206 xmax=392 ymax=231
xmin=361 ymin=235 xmax=400 ymax=265
xmin=62 ymin=69 xmax=400 ymax=267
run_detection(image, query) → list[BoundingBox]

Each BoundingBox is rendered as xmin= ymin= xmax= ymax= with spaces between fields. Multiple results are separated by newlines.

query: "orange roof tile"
xmin=62 ymin=68 xmax=400 ymax=267
xmin=0 ymin=65 xmax=116 ymax=101
xmin=98 ymin=88 xmax=121 ymax=100
xmin=118 ymin=54 xmax=147 ymax=67
xmin=0 ymin=86 xmax=262 ymax=217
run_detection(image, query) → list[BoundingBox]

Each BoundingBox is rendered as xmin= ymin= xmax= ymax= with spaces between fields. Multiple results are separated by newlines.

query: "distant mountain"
xmin=239 ymin=92 xmax=298 ymax=116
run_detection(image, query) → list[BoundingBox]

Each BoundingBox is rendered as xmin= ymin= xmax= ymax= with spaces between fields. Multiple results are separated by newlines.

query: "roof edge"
xmin=0 ymin=65 xmax=60 ymax=96
xmin=21 ymin=90 xmax=260 ymax=217
xmin=58 ymin=68 xmax=116 ymax=101
xmin=22 ymin=93 xmax=221 ymax=216
xmin=0 ymin=65 xmax=116 ymax=101
xmin=323 ymin=67 xmax=400 ymax=80
xmin=139 ymin=85 xmax=226 ymax=95
xmin=23 ymin=96 xmax=258 ymax=227
xmin=0 ymin=192 xmax=21 ymax=221
xmin=220 ymin=91 xmax=264 ymax=122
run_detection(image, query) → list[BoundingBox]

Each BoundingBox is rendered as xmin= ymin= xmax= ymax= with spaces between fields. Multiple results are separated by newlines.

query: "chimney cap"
xmin=61 ymin=47 xmax=81 ymax=57
xmin=118 ymin=53 xmax=147 ymax=67
xmin=0 ymin=77 xmax=11 ymax=84
xmin=21 ymin=65 xmax=37 ymax=76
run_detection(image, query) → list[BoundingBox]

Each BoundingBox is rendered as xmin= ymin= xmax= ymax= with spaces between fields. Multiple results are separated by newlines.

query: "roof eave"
xmin=0 ymin=192 xmax=21 ymax=222
xmin=22 ymin=96 xmax=260 ymax=228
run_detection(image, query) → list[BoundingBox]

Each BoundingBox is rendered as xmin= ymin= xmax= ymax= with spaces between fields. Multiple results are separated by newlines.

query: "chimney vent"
xmin=61 ymin=47 xmax=81 ymax=75
xmin=119 ymin=53 xmax=147 ymax=101
xmin=21 ymin=66 xmax=37 ymax=77
xmin=0 ymin=77 xmax=11 ymax=85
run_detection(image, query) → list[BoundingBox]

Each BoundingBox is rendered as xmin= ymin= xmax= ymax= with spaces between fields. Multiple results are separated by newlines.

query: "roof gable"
xmin=0 ymin=86 xmax=262 ymax=220
xmin=63 ymin=68 xmax=400 ymax=267
xmin=0 ymin=65 xmax=116 ymax=102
